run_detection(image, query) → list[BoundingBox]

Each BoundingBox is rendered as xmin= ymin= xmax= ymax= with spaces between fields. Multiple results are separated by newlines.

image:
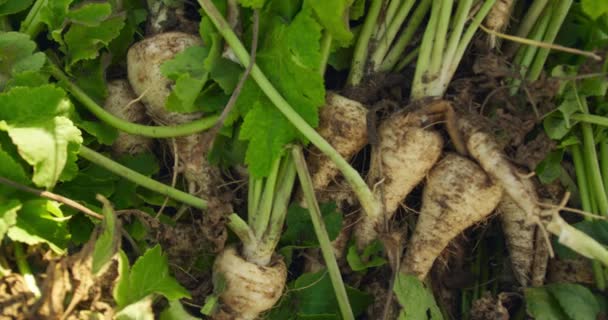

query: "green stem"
xmin=292 ymin=145 xmax=354 ymax=320
xmin=571 ymin=144 xmax=606 ymax=290
xmin=411 ymin=0 xmax=440 ymax=99
xmin=14 ymin=243 xmax=41 ymax=298
xmin=261 ymin=155 xmax=297 ymax=254
xmin=441 ymin=0 xmax=472 ymax=79
xmin=445 ymin=0 xmax=496 ymax=89
xmin=600 ymin=142 xmax=608 ymax=195
xmin=369 ymin=0 xmax=416 ymax=71
xmin=572 ymin=113 xmax=608 ymax=127
xmin=347 ymin=0 xmax=384 ymax=86
xmin=371 ymin=0 xmax=402 ymax=42
xmin=48 ymin=62 xmax=219 ymax=138
xmin=576 ymin=91 xmax=608 ymax=215
xmin=21 ymin=0 xmax=46 ymax=38
xmin=198 ymin=0 xmax=379 ymax=221
xmin=526 ymin=0 xmax=573 ymax=82
xmin=509 ymin=6 xmax=552 ymax=94
xmin=506 ymin=0 xmax=549 ymax=55
xmin=380 ymin=0 xmax=431 ymax=72
xmin=319 ymin=31 xmax=333 ymax=76
xmin=394 ymin=47 xmax=419 ymax=71
xmin=226 ymin=213 xmax=256 ymax=249
xmin=79 ymin=146 xmax=207 ymax=209
xmin=429 ymin=0 xmax=452 ymax=76
xmin=252 ymin=157 xmax=282 ymax=239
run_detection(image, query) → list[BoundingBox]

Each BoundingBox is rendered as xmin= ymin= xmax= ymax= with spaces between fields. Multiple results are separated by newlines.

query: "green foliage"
xmin=281 ymin=203 xmax=343 ymax=246
xmin=160 ymin=300 xmax=201 ymax=320
xmin=305 ymin=0 xmax=353 ymax=46
xmin=114 ymin=245 xmax=191 ymax=309
xmin=394 ymin=274 xmax=443 ymax=320
xmin=7 ymin=199 xmax=71 ymax=253
xmin=267 ymin=269 xmax=371 ymax=319
xmin=92 ymin=197 xmax=120 ymax=275
xmin=234 ymin=5 xmax=325 ymax=177
xmin=0 ymin=32 xmax=46 ymax=91
xmin=346 ymin=239 xmax=387 ymax=271
xmin=0 ymin=200 xmax=20 ymax=242
xmin=581 ymin=0 xmax=608 ymax=20
xmin=0 ymin=0 xmax=34 ymax=16
xmin=526 ymin=283 xmax=601 ymax=320
xmin=0 ymin=85 xmax=82 ymax=188
xmin=115 ymin=295 xmax=155 ymax=320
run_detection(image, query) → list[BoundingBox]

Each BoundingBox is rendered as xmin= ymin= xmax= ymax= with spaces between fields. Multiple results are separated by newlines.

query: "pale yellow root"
xmin=103 ymin=80 xmax=154 ymax=156
xmin=484 ymin=0 xmax=515 ymax=49
xmin=499 ymin=194 xmax=536 ymax=287
xmin=458 ymin=116 xmax=542 ymax=219
xmin=401 ymin=153 xmax=503 ymax=279
xmin=355 ymin=112 xmax=444 ymax=250
xmin=212 ymin=246 xmax=287 ymax=320
xmin=307 ymin=92 xmax=368 ymax=191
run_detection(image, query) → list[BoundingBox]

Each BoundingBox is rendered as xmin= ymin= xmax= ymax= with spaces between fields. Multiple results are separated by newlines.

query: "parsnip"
xmin=127 ymin=32 xmax=225 ymax=198
xmin=484 ymin=0 xmax=515 ymax=49
xmin=103 ymin=79 xmax=154 ymax=156
xmin=401 ymin=153 xmax=503 ymax=279
xmin=212 ymin=246 xmax=287 ymax=320
xmin=355 ymin=111 xmax=444 ymax=249
xmin=307 ymin=92 xmax=368 ymax=191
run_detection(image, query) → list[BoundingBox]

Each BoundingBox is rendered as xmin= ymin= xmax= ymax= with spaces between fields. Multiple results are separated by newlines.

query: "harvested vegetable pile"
xmin=1 ymin=0 xmax=608 ymax=319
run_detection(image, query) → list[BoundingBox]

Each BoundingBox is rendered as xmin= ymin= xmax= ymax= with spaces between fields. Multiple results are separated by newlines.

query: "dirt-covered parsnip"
xmin=484 ymin=0 xmax=515 ymax=49
xmin=307 ymin=92 xmax=368 ymax=191
xmin=355 ymin=110 xmax=444 ymax=249
xmin=103 ymin=79 xmax=154 ymax=156
xmin=498 ymin=179 xmax=550 ymax=287
xmin=127 ymin=32 xmax=224 ymax=198
xmin=401 ymin=153 xmax=503 ymax=279
xmin=213 ymin=154 xmax=297 ymax=319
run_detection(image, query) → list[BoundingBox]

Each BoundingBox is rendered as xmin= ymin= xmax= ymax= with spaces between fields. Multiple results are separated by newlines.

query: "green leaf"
xmin=350 ymin=0 xmax=366 ymax=20
xmin=535 ymin=149 xmax=564 ymax=184
xmin=115 ymin=295 xmax=155 ymax=320
xmin=0 ymin=85 xmax=82 ymax=188
xmin=118 ymin=244 xmax=190 ymax=308
xmin=525 ymin=287 xmax=571 ymax=320
xmin=113 ymin=250 xmax=131 ymax=308
xmin=72 ymin=57 xmax=109 ymax=104
xmin=64 ymin=14 xmax=126 ymax=66
xmin=160 ymin=46 xmax=212 ymax=113
xmin=0 ymin=0 xmax=34 ymax=16
xmin=39 ymin=0 xmax=75 ymax=42
xmin=236 ymin=7 xmax=325 ymax=177
xmin=281 ymin=203 xmax=343 ymax=246
xmin=305 ymin=0 xmax=353 ymax=46
xmin=0 ymin=32 xmax=46 ymax=90
xmin=160 ymin=300 xmax=201 ymax=320
xmin=92 ymin=197 xmax=120 ymax=275
xmin=346 ymin=240 xmax=387 ymax=271
xmin=0 ymin=144 xmax=30 ymax=195
xmin=292 ymin=270 xmax=371 ymax=317
xmin=582 ymin=0 xmax=608 ymax=20
xmin=108 ymin=2 xmax=148 ymax=64
xmin=546 ymin=283 xmax=601 ymax=320
xmin=394 ymin=273 xmax=443 ymax=320
xmin=111 ymin=152 xmax=160 ymax=209
xmin=7 ymin=199 xmax=71 ymax=253
xmin=239 ymin=0 xmax=265 ymax=8
xmin=67 ymin=2 xmax=112 ymax=26
xmin=0 ymin=200 xmax=20 ymax=242
xmin=199 ymin=15 xmax=241 ymax=94
xmin=166 ymin=75 xmax=208 ymax=113
xmin=56 ymin=162 xmax=118 ymax=205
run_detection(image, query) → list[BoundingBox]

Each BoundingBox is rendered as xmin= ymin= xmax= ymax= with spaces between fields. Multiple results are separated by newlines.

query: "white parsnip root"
xmin=484 ymin=0 xmax=515 ymax=49
xmin=213 ymin=246 xmax=287 ymax=320
xmin=401 ymin=153 xmax=503 ymax=279
xmin=355 ymin=111 xmax=443 ymax=249
xmin=127 ymin=32 xmax=225 ymax=198
xmin=307 ymin=92 xmax=368 ymax=191
xmin=103 ymin=79 xmax=154 ymax=156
